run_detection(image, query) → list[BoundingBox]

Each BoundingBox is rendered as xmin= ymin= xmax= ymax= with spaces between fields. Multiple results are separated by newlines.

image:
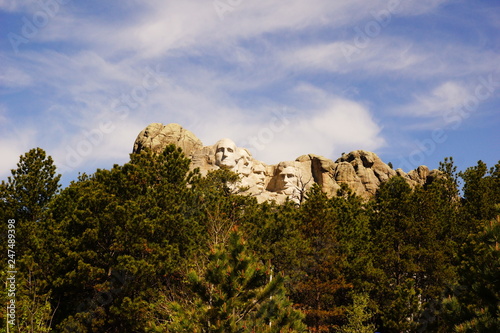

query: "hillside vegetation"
xmin=1 ymin=146 xmax=499 ymax=332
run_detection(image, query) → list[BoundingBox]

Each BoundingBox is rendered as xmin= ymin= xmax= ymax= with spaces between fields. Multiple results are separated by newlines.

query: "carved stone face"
xmin=237 ymin=148 xmax=253 ymax=176
xmin=252 ymin=163 xmax=266 ymax=190
xmin=215 ymin=138 xmax=239 ymax=169
xmin=278 ymin=166 xmax=298 ymax=194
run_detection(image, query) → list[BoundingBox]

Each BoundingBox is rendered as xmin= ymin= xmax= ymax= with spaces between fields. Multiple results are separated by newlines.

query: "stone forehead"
xmin=238 ymin=147 xmax=251 ymax=157
xmin=215 ymin=138 xmax=237 ymax=149
xmin=253 ymin=163 xmax=266 ymax=172
xmin=277 ymin=161 xmax=297 ymax=171
xmin=281 ymin=166 xmax=297 ymax=174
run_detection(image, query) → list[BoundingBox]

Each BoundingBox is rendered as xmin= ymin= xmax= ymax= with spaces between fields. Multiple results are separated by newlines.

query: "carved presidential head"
xmin=276 ymin=164 xmax=300 ymax=195
xmin=215 ymin=138 xmax=239 ymax=170
xmin=252 ymin=163 xmax=267 ymax=190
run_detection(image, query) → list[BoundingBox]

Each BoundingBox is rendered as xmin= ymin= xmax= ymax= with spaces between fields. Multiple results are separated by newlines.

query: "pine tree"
xmin=408 ymin=185 xmax=459 ymax=332
xmin=240 ymin=199 xmax=309 ymax=282
xmin=0 ymin=148 xmax=60 ymax=332
xmin=460 ymin=160 xmax=500 ymax=226
xmin=195 ymin=169 xmax=252 ymax=248
xmin=2 ymin=147 xmax=61 ymax=223
xmin=165 ymin=230 xmax=306 ymax=332
xmin=332 ymin=183 xmax=376 ymax=296
xmin=44 ymin=145 xmax=206 ymax=331
xmin=370 ymin=176 xmax=422 ymax=332
xmin=339 ymin=293 xmax=376 ymax=333
xmin=442 ymin=218 xmax=500 ymax=332
xmin=292 ymin=185 xmax=352 ymax=332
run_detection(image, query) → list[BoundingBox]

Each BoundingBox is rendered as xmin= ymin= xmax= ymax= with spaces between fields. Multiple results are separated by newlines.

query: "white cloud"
xmin=204 ymin=84 xmax=386 ymax=164
xmin=0 ymin=0 xmax=34 ymax=12
xmin=35 ymin=0 xmax=418 ymax=59
xmin=281 ymin=33 xmax=500 ymax=86
xmin=282 ymin=38 xmax=429 ymax=76
xmin=18 ymin=50 xmax=138 ymax=92
xmin=0 ymin=105 xmax=8 ymax=124
xmin=284 ymin=42 xmax=350 ymax=73
xmin=394 ymin=0 xmax=449 ymax=16
xmin=43 ymin=79 xmax=385 ymax=173
xmin=0 ymin=128 xmax=37 ymax=180
xmin=4 ymin=0 xmax=455 ymax=62
xmin=5 ymin=0 xmax=499 ymax=185
xmin=391 ymin=79 xmax=495 ymax=131
xmin=0 ymin=57 xmax=34 ymax=88
xmin=407 ymin=81 xmax=471 ymax=117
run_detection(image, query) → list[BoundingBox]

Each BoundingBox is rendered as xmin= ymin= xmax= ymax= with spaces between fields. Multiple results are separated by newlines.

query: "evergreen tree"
xmin=460 ymin=160 xmax=500 ymax=226
xmin=4 ymin=146 xmax=498 ymax=333
xmin=0 ymin=148 xmax=60 ymax=332
xmin=292 ymin=185 xmax=352 ymax=332
xmin=2 ymin=147 xmax=61 ymax=222
xmin=442 ymin=218 xmax=500 ymax=332
xmin=407 ymin=172 xmax=461 ymax=332
xmin=44 ymin=146 xmax=206 ymax=331
xmin=195 ymin=169 xmax=252 ymax=248
xmin=164 ymin=230 xmax=307 ymax=332
xmin=241 ymin=199 xmax=308 ymax=283
xmin=332 ymin=184 xmax=376 ymax=297
xmin=339 ymin=292 xmax=376 ymax=333
xmin=370 ymin=176 xmax=422 ymax=332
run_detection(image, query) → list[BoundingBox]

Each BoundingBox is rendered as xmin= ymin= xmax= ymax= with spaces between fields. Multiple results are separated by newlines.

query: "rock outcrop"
xmin=133 ymin=123 xmax=203 ymax=156
xmin=133 ymin=123 xmax=439 ymax=203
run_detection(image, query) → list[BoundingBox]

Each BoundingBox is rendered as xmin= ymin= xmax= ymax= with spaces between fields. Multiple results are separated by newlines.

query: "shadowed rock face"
xmin=133 ymin=123 xmax=439 ymax=203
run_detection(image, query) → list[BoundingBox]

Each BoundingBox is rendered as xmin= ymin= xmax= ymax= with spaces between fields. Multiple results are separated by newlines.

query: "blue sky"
xmin=1 ymin=0 xmax=499 ymax=187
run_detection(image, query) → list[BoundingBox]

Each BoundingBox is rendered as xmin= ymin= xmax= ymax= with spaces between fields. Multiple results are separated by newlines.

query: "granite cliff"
xmin=133 ymin=123 xmax=439 ymax=203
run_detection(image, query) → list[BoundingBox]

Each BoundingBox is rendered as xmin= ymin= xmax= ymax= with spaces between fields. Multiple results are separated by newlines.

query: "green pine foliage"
xmin=460 ymin=160 xmax=500 ymax=226
xmin=339 ymin=292 xmax=376 ymax=333
xmin=370 ymin=176 xmax=422 ymax=332
xmin=1 ymin=147 xmax=61 ymax=223
xmin=164 ymin=230 xmax=307 ymax=332
xmin=2 ymin=147 xmax=499 ymax=333
xmin=1 ymin=148 xmax=60 ymax=333
xmin=442 ymin=218 xmax=500 ymax=332
xmin=42 ymin=146 xmax=207 ymax=331
xmin=291 ymin=185 xmax=352 ymax=332
xmin=195 ymin=169 xmax=254 ymax=248
xmin=369 ymin=171 xmax=462 ymax=332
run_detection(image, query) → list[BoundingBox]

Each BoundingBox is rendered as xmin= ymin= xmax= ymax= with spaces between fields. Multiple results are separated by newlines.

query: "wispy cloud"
xmin=0 ymin=0 xmax=34 ymax=12
xmin=0 ymin=65 xmax=34 ymax=88
xmin=0 ymin=126 xmax=37 ymax=177
xmin=394 ymin=0 xmax=448 ymax=15
xmin=402 ymin=81 xmax=471 ymax=118
xmin=28 ymin=0 xmax=450 ymax=59
xmin=282 ymin=38 xmax=427 ymax=75
xmin=1 ymin=0 xmax=498 ymax=184
xmin=225 ymin=84 xmax=386 ymax=164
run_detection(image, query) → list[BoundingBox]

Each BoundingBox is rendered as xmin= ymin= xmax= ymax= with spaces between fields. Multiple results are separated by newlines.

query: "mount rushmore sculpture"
xmin=133 ymin=123 xmax=440 ymax=204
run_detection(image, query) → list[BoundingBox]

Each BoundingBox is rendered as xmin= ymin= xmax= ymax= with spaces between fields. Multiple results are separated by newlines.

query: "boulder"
xmin=133 ymin=123 xmax=203 ymax=156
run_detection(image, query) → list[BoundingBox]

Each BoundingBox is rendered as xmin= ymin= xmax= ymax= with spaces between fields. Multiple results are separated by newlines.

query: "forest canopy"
xmin=1 ymin=146 xmax=499 ymax=332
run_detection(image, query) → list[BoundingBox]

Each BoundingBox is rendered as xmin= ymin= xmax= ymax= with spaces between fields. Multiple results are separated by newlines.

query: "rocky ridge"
xmin=133 ymin=123 xmax=439 ymax=203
